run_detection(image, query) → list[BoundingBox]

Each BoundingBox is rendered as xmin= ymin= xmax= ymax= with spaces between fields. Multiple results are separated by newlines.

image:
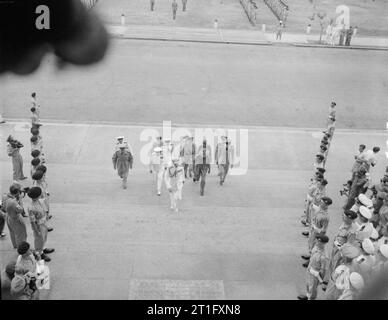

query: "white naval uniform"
xmin=156 ymin=144 xmax=173 ymax=195
xmin=164 ymin=162 xmax=185 ymax=211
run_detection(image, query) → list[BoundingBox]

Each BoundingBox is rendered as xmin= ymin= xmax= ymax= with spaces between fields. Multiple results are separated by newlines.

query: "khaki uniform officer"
xmin=307 ymin=196 xmax=332 ymax=253
xmin=27 ymin=187 xmax=54 ymax=263
xmin=112 ymin=144 xmax=133 ymax=189
xmin=326 ymin=210 xmax=358 ymax=279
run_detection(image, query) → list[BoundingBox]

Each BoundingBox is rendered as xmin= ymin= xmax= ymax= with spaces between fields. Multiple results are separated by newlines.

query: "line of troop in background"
xmin=298 ymin=101 xmax=335 ymax=300
xmin=298 ymin=101 xmax=388 ymax=300
xmin=1 ymin=93 xmax=53 ymax=300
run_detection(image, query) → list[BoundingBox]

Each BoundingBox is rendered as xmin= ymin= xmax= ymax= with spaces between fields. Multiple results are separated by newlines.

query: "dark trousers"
xmin=182 ymin=0 xmax=187 ymax=11
xmin=150 ymin=0 xmax=155 ymax=11
xmin=195 ymin=164 xmax=209 ymax=195
xmin=345 ymin=33 xmax=352 ymax=46
xmin=173 ymin=9 xmax=177 ymax=19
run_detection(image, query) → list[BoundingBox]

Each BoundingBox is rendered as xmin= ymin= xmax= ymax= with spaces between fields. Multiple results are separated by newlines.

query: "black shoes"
xmin=301 ymin=255 xmax=311 ymax=260
xmin=0 ymin=233 xmax=6 ymax=238
xmin=297 ymin=295 xmax=308 ymax=300
xmin=302 ymin=262 xmax=309 ymax=268
xmin=47 ymin=227 xmax=53 ymax=232
xmin=43 ymin=248 xmax=55 ymax=254
xmin=302 ymin=231 xmax=309 ymax=237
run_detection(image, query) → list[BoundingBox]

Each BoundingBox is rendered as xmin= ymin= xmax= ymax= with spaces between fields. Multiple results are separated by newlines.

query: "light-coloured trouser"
xmin=157 ymin=166 xmax=167 ymax=193
xmin=165 ymin=173 xmax=184 ymax=209
xmin=306 ymin=272 xmax=319 ymax=300
xmin=32 ymin=223 xmax=48 ymax=253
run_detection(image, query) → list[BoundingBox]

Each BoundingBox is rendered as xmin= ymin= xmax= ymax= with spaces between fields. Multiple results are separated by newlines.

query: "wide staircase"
xmin=238 ymin=0 xmax=289 ymax=32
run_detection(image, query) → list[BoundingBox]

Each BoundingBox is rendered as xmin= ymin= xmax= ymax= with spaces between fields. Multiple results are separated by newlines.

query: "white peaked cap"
xmin=359 ymin=206 xmax=372 ymax=220
xmin=379 ymin=244 xmax=388 ymax=259
xmin=362 ymin=238 xmax=375 ymax=255
xmin=349 ymin=272 xmax=364 ymax=290
xmin=358 ymin=194 xmax=373 ymax=208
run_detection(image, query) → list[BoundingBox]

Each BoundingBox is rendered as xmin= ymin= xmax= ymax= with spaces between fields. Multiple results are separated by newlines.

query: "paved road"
xmin=105 ymin=24 xmax=388 ymax=48
xmin=1 ymin=122 xmax=387 ymax=299
xmin=2 ymin=39 xmax=388 ymax=130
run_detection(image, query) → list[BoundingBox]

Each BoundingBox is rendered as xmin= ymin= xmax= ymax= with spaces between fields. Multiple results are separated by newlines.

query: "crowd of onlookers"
xmin=297 ymin=102 xmax=388 ymax=300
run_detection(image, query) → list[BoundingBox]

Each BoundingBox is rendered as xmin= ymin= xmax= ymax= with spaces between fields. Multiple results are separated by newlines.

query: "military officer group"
xmin=297 ymin=102 xmax=388 ymax=300
xmin=112 ymin=125 xmax=235 ymax=212
xmin=1 ymin=96 xmax=388 ymax=300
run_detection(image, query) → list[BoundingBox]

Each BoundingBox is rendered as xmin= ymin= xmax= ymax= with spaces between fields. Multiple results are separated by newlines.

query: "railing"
xmin=263 ymin=0 xmax=289 ymax=24
xmin=80 ymin=0 xmax=99 ymax=10
xmin=239 ymin=0 xmax=259 ymax=26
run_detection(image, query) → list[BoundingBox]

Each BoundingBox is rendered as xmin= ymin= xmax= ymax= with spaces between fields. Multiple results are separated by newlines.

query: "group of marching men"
xmin=297 ymin=102 xmax=388 ymax=300
xmin=112 ymin=134 xmax=235 ymax=212
xmin=0 ymin=93 xmax=52 ymax=299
